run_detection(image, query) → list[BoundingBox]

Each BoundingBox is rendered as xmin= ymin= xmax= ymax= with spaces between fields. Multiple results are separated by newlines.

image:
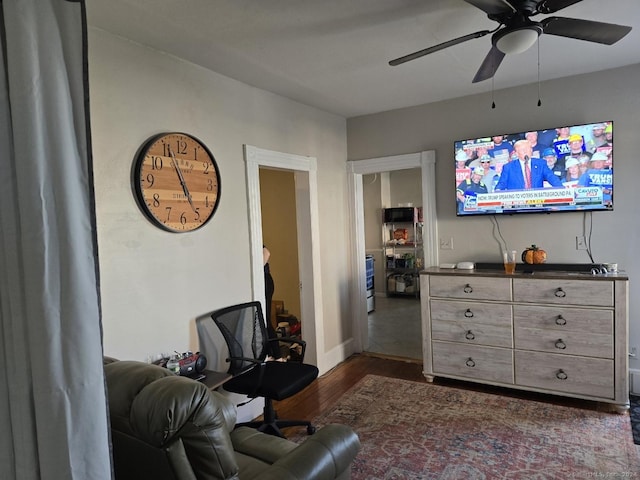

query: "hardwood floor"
xmin=273 ymin=353 xmax=427 ymax=424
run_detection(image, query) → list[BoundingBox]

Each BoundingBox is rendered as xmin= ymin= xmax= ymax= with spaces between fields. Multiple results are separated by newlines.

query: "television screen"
xmin=454 ymin=121 xmax=613 ymax=216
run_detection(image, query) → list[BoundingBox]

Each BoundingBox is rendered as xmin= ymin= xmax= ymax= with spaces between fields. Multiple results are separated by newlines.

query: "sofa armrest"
xmin=233 ymin=424 xmax=360 ymax=480
xmin=231 ymin=427 xmax=298 ymax=463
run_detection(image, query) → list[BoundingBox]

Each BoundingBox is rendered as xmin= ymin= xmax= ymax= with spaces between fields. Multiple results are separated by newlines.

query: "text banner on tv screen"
xmin=454 ymin=121 xmax=613 ymax=216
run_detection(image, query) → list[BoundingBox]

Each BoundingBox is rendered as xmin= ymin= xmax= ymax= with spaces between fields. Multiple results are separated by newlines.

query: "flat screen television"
xmin=454 ymin=121 xmax=613 ymax=216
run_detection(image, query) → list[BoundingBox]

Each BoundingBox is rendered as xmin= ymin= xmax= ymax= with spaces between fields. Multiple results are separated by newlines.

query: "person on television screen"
xmin=487 ymin=135 xmax=513 ymax=164
xmin=542 ymin=148 xmax=564 ymax=180
xmin=578 ymin=154 xmax=591 ymax=176
xmin=525 ymin=131 xmax=547 ymax=158
xmin=456 ymin=166 xmax=488 ymax=213
xmin=578 ymin=151 xmax=613 ymax=205
xmin=485 ymin=158 xmax=510 ymax=193
xmin=495 ymin=140 xmax=563 ymax=191
xmin=553 ymin=127 xmax=571 ymax=143
xmin=455 ymin=149 xmax=469 ymax=169
xmin=604 ymin=123 xmax=613 ymax=144
xmin=566 ymin=134 xmax=591 ymax=161
xmin=587 ymin=123 xmax=609 ymax=153
xmin=563 ymin=157 xmax=581 ymax=186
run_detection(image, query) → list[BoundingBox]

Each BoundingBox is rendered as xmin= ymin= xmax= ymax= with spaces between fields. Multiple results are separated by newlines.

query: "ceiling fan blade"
xmin=472 ymin=45 xmax=506 ymax=83
xmin=463 ymin=0 xmax=515 ymax=16
xmin=389 ymin=30 xmax=491 ymax=66
xmin=536 ymin=0 xmax=583 ymax=15
xmin=542 ymin=17 xmax=632 ymax=45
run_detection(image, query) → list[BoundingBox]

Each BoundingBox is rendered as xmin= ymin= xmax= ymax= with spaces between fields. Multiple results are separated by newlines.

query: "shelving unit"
xmin=383 ymin=207 xmax=423 ymax=298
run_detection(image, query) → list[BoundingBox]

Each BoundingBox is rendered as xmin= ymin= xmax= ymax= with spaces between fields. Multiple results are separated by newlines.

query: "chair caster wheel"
xmin=307 ymin=425 xmax=316 ymax=435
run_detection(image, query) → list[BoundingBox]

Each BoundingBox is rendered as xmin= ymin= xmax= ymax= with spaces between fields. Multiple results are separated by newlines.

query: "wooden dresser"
xmin=420 ymin=268 xmax=629 ymax=411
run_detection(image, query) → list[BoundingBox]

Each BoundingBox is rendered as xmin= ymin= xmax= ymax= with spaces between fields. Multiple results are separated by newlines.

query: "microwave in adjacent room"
xmin=383 ymin=207 xmax=421 ymax=223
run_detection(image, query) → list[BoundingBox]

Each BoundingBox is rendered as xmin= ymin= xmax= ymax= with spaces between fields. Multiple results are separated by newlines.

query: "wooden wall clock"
xmin=132 ymin=132 xmax=221 ymax=232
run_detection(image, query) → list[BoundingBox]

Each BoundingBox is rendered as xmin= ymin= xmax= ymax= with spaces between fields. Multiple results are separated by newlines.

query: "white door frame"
xmin=244 ymin=145 xmax=323 ymax=369
xmin=347 ymin=151 xmax=437 ymax=352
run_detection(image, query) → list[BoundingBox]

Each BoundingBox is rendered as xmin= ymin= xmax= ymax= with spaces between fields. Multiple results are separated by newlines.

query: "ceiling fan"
xmin=389 ymin=0 xmax=632 ymax=83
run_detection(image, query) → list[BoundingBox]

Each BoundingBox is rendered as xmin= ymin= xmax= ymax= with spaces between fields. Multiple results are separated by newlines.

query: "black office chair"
xmin=197 ymin=301 xmax=318 ymax=438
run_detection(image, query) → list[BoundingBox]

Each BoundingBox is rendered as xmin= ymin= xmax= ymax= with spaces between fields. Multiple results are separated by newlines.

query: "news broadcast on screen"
xmin=454 ymin=121 xmax=613 ymax=217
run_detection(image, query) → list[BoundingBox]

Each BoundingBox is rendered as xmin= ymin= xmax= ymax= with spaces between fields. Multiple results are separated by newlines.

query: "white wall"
xmin=347 ymin=64 xmax=640 ymax=374
xmin=88 ymin=28 xmax=351 ymax=370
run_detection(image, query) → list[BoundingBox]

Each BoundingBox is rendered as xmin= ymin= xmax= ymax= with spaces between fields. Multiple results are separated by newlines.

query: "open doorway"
xmin=244 ymin=145 xmax=324 ymax=371
xmin=259 ymin=168 xmax=302 ymax=350
xmin=347 ymin=151 xmax=438 ymax=357
xmin=363 ymin=169 xmax=422 ymax=360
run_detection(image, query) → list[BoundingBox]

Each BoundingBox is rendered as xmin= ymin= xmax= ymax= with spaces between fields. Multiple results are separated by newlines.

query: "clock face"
xmin=132 ymin=132 xmax=221 ymax=232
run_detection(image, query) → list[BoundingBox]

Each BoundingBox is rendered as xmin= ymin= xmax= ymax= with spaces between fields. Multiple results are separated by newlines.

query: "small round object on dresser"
xmin=522 ymin=245 xmax=547 ymax=264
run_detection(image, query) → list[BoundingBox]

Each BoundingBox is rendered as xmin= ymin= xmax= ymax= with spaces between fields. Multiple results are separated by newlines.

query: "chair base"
xmin=237 ymin=398 xmax=316 ymax=438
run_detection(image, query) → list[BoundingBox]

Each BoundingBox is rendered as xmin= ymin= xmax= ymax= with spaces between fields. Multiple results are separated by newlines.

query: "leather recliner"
xmin=104 ymin=360 xmax=360 ymax=480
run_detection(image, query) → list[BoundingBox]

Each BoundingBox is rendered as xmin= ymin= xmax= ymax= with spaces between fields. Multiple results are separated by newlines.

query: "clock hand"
xmin=169 ymin=150 xmax=197 ymax=212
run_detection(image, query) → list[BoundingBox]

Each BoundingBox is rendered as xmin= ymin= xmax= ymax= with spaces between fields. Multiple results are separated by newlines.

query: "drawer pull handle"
xmin=555 ymin=315 xmax=567 ymax=326
xmin=464 ymin=309 xmax=474 ymax=318
xmin=463 ymin=284 xmax=473 ymax=294
xmin=465 ymin=358 xmax=476 ymax=368
xmin=554 ymin=287 xmax=566 ymax=298
xmin=555 ymin=339 xmax=567 ymax=350
xmin=465 ymin=330 xmax=475 ymax=340
xmin=556 ymin=370 xmax=568 ymax=380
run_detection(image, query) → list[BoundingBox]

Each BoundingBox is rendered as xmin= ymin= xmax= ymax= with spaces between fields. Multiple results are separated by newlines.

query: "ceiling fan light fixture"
xmin=495 ymin=27 xmax=541 ymax=55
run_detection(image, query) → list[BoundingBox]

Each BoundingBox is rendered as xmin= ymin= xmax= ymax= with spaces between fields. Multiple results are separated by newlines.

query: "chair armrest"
xmin=234 ymin=424 xmax=360 ymax=480
xmin=227 ymin=356 xmax=263 ymax=365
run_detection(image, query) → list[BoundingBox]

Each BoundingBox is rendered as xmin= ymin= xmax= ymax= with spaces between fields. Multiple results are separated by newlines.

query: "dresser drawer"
xmin=515 ymin=351 xmax=614 ymax=399
xmin=432 ymin=341 xmax=514 ymax=384
xmin=513 ymin=305 xmax=613 ymax=335
xmin=513 ymin=278 xmax=613 ymax=306
xmin=432 ymin=320 xmax=513 ymax=348
xmin=514 ymin=325 xmax=613 ymax=358
xmin=431 ymin=299 xmax=512 ymax=325
xmin=429 ymin=275 xmax=512 ymax=301
xmin=431 ymin=299 xmax=512 ymax=348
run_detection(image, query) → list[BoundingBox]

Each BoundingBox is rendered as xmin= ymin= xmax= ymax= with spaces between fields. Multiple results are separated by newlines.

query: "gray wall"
xmin=88 ymin=27 xmax=351 ymax=369
xmin=348 ymin=63 xmax=640 ymax=373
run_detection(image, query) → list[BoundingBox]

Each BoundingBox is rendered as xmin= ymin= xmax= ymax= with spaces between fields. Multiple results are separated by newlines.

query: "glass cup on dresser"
xmin=503 ymin=250 xmax=517 ymax=274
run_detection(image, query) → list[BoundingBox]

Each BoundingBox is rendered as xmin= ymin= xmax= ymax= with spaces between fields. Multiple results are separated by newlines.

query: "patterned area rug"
xmin=631 ymin=395 xmax=640 ymax=445
xmin=291 ymin=375 xmax=640 ymax=479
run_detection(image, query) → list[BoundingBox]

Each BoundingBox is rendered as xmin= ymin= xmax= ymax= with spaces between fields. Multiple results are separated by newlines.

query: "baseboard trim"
xmin=320 ymin=337 xmax=355 ymax=376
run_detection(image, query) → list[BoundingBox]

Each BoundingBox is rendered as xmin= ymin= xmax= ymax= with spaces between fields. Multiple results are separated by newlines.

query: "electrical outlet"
xmin=575 ymin=236 xmax=587 ymax=250
xmin=439 ymin=237 xmax=454 ymax=250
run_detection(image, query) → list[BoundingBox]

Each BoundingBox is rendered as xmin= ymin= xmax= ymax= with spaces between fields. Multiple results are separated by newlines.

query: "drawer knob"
xmin=554 ymin=287 xmax=566 ymax=298
xmin=463 ymin=284 xmax=473 ymax=294
xmin=555 ymin=339 xmax=567 ymax=350
xmin=465 ymin=330 xmax=475 ymax=340
xmin=465 ymin=358 xmax=476 ymax=368
xmin=464 ymin=309 xmax=474 ymax=318
xmin=555 ymin=315 xmax=567 ymax=326
xmin=556 ymin=369 xmax=568 ymax=380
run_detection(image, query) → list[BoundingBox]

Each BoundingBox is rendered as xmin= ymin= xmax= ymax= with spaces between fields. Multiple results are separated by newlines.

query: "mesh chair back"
xmin=211 ymin=301 xmax=269 ymax=376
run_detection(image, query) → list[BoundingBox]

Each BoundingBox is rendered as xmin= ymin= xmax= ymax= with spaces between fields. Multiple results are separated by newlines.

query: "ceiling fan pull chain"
xmin=537 ymin=38 xmax=542 ymax=107
xmin=491 ymin=74 xmax=495 ymax=109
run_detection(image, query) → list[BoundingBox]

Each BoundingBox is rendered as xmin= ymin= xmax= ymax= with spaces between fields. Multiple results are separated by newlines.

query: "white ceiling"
xmin=86 ymin=0 xmax=640 ymax=118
